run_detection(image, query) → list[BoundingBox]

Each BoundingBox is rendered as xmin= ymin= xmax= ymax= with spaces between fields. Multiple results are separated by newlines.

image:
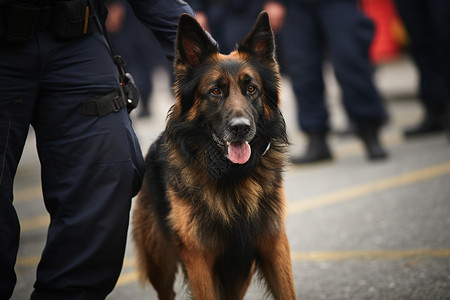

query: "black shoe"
xmin=290 ymin=133 xmax=332 ymax=164
xmin=357 ymin=126 xmax=388 ymax=160
xmin=404 ymin=116 xmax=445 ymax=138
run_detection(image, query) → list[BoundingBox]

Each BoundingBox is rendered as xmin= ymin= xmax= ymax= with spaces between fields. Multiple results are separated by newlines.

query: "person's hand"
xmin=263 ymin=1 xmax=286 ymax=32
xmin=195 ymin=11 xmax=211 ymax=33
xmin=106 ymin=3 xmax=126 ymax=33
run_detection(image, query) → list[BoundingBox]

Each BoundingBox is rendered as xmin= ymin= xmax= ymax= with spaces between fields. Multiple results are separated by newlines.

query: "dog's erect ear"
xmin=176 ymin=14 xmax=219 ymax=67
xmin=238 ymin=12 xmax=275 ymax=63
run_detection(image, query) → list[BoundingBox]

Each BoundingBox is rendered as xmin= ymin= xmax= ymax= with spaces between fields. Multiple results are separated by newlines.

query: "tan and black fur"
xmin=133 ymin=12 xmax=296 ymax=300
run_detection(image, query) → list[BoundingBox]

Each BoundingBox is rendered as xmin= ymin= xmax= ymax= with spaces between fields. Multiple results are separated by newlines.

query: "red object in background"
xmin=360 ymin=0 xmax=404 ymax=64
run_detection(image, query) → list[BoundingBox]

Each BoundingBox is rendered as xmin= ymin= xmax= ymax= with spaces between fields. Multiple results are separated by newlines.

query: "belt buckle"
xmin=112 ymin=95 xmax=121 ymax=112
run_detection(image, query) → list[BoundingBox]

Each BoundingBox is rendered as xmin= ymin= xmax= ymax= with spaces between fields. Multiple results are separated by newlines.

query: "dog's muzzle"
xmin=210 ymin=117 xmax=254 ymax=165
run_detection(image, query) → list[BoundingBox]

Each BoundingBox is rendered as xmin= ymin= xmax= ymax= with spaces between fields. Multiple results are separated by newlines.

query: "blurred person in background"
xmin=280 ymin=0 xmax=389 ymax=164
xmin=393 ymin=0 xmax=450 ymax=138
xmin=189 ymin=0 xmax=286 ymax=54
xmin=106 ymin=0 xmax=172 ymax=118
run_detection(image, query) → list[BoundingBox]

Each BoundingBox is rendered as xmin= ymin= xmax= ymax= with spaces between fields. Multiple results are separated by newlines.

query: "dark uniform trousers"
xmin=394 ymin=0 xmax=450 ymax=114
xmin=196 ymin=0 xmax=263 ymax=54
xmin=0 ymin=30 xmax=145 ymax=299
xmin=280 ymin=0 xmax=387 ymax=133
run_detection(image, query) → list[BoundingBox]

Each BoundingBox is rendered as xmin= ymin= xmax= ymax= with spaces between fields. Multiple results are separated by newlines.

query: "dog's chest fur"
xmin=166 ymin=144 xmax=284 ymax=246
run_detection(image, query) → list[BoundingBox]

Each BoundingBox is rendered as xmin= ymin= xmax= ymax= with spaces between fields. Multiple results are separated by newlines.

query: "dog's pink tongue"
xmin=228 ymin=142 xmax=251 ymax=164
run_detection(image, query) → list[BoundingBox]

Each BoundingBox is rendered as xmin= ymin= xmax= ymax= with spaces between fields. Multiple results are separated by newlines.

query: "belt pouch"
xmin=6 ymin=3 xmax=40 ymax=45
xmin=52 ymin=0 xmax=95 ymax=40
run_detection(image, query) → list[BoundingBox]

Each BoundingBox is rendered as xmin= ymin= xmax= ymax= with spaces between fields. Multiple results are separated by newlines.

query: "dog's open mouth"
xmin=227 ymin=141 xmax=251 ymax=164
xmin=211 ymin=131 xmax=253 ymax=165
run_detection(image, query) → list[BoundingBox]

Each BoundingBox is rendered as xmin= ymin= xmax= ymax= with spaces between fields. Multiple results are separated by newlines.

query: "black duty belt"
xmin=2 ymin=0 xmax=97 ymax=45
xmin=82 ymin=88 xmax=127 ymax=117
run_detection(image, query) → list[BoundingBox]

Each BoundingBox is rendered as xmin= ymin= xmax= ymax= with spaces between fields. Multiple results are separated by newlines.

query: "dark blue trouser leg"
xmin=280 ymin=3 xmax=329 ymax=133
xmin=281 ymin=1 xmax=387 ymax=132
xmin=207 ymin=1 xmax=263 ymax=54
xmin=0 ymin=31 xmax=144 ymax=300
xmin=394 ymin=0 xmax=450 ymax=113
xmin=318 ymin=0 xmax=387 ymax=127
xmin=0 ymin=38 xmax=41 ymax=299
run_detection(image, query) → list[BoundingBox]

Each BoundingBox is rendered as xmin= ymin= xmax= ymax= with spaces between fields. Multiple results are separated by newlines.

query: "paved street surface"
xmin=11 ymin=56 xmax=450 ymax=299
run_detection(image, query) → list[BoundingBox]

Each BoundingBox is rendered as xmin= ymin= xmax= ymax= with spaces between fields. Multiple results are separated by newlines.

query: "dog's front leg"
xmin=179 ymin=245 xmax=218 ymax=300
xmin=257 ymin=229 xmax=297 ymax=300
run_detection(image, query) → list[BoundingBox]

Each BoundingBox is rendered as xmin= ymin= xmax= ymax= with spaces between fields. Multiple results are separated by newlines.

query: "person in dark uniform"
xmin=0 ymin=0 xmax=194 ymax=299
xmin=189 ymin=0 xmax=267 ymax=54
xmin=106 ymin=0 xmax=173 ymax=118
xmin=280 ymin=0 xmax=389 ymax=164
xmin=393 ymin=0 xmax=450 ymax=138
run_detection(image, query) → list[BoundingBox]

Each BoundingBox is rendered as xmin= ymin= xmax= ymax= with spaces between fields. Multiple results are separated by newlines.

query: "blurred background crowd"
xmin=105 ymin=0 xmax=449 ymax=162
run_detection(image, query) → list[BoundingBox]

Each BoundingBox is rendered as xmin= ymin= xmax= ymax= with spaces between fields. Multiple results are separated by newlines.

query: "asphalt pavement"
xmin=10 ymin=56 xmax=450 ymax=300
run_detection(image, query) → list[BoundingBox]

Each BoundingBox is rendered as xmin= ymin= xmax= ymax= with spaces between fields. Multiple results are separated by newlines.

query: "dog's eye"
xmin=210 ymin=88 xmax=222 ymax=96
xmin=247 ymin=85 xmax=256 ymax=94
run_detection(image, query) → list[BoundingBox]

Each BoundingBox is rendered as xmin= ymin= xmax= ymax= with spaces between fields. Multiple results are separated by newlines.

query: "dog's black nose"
xmin=230 ymin=117 xmax=251 ymax=137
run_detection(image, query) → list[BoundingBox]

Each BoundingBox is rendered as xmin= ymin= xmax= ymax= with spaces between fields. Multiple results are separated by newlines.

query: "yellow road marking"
xmin=16 ymin=256 xmax=41 ymax=266
xmin=116 ymin=272 xmax=140 ymax=287
xmin=20 ymin=215 xmax=49 ymax=231
xmin=14 ymin=184 xmax=42 ymax=203
xmin=290 ymin=248 xmax=450 ymax=262
xmin=288 ymin=161 xmax=450 ymax=215
xmin=123 ymin=257 xmax=135 ymax=267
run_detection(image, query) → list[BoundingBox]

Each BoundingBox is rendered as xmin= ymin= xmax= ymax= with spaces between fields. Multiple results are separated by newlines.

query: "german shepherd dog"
xmin=133 ymin=12 xmax=296 ymax=300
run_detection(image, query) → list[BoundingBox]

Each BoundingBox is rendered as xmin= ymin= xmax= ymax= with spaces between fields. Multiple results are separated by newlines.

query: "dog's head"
xmin=169 ymin=12 xmax=286 ymax=178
